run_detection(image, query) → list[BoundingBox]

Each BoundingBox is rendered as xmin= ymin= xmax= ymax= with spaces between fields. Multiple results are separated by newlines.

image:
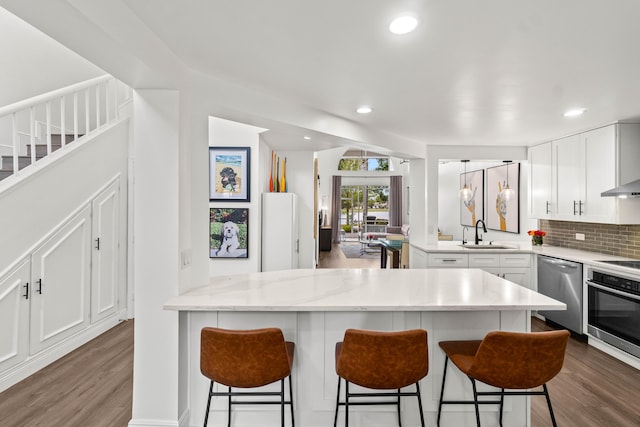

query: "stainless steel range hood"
xmin=601 ymin=178 xmax=640 ymax=197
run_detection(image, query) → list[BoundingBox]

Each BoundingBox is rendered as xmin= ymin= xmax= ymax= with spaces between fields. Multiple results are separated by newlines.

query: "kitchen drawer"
xmin=469 ymin=254 xmax=500 ymax=268
xmin=500 ymin=254 xmax=531 ymax=268
xmin=427 ymin=253 xmax=468 ymax=268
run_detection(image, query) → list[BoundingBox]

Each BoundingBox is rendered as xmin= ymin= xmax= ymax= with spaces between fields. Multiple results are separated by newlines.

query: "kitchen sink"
xmin=459 ymin=244 xmax=513 ymax=249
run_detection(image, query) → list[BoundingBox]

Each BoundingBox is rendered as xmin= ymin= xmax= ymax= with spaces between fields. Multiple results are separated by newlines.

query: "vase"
xmin=532 ymin=236 xmax=543 ymax=246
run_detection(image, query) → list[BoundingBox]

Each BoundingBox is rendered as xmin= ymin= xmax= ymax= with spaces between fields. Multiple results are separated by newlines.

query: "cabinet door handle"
xmin=95 ymin=237 xmax=100 ymax=250
xmin=579 ymin=200 xmax=584 ymax=216
xmin=442 ymin=259 xmax=458 ymax=262
xmin=37 ymin=278 xmax=43 ymax=294
xmin=573 ymin=200 xmax=578 ymax=215
xmin=23 ymin=282 xmax=29 ymax=299
xmin=546 ymin=201 xmax=551 ymax=214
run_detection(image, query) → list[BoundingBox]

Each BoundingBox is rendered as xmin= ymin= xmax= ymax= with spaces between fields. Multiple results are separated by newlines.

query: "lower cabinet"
xmin=469 ymin=253 xmax=532 ymax=290
xmin=0 ymin=179 xmax=122 ymax=377
xmin=421 ymin=251 xmax=533 ymax=289
xmin=30 ymin=206 xmax=91 ymax=354
xmin=0 ymin=259 xmax=30 ymax=372
xmin=409 ymin=246 xmax=428 ymax=268
xmin=91 ymin=180 xmax=120 ymax=324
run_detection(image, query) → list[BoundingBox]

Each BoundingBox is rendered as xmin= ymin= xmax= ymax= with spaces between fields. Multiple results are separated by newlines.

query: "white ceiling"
xmin=4 ymin=0 xmax=640 ymax=156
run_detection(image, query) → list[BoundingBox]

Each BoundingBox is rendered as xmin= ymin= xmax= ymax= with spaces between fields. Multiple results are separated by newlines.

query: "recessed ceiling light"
xmin=356 ymin=106 xmax=373 ymax=114
xmin=564 ymin=108 xmax=586 ymax=117
xmin=303 ymin=136 xmax=311 ymax=140
xmin=389 ymin=15 xmax=418 ymax=35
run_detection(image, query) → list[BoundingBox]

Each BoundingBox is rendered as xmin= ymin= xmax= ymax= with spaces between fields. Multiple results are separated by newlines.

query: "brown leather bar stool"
xmin=437 ymin=329 xmax=570 ymax=427
xmin=333 ymin=328 xmax=429 ymax=427
xmin=200 ymin=327 xmax=295 ymax=427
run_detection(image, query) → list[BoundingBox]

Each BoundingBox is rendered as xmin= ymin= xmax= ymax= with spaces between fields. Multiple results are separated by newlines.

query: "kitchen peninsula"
xmin=165 ymin=268 xmax=565 ymax=427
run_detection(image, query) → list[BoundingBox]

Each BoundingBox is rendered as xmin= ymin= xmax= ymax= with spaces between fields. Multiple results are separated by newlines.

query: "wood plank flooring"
xmin=0 ymin=243 xmax=637 ymax=426
xmin=0 ymin=320 xmax=133 ymax=427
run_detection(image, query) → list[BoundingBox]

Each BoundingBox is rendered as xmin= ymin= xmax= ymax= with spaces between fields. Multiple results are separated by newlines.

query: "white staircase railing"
xmin=0 ymin=75 xmax=131 ymax=180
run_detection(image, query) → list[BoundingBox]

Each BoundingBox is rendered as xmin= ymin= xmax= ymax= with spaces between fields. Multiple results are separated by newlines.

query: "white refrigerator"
xmin=262 ymin=193 xmax=299 ymax=271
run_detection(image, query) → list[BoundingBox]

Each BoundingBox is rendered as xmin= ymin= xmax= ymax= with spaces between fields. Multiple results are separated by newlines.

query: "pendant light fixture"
xmin=501 ymin=160 xmax=515 ymax=201
xmin=459 ymin=160 xmax=472 ymax=201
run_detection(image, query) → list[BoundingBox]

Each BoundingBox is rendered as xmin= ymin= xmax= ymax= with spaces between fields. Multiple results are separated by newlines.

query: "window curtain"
xmin=331 ymin=175 xmax=342 ymax=243
xmin=389 ymin=175 xmax=403 ymax=227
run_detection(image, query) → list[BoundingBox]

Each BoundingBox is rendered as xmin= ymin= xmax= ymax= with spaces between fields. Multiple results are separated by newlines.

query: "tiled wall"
xmin=539 ymin=220 xmax=640 ymax=259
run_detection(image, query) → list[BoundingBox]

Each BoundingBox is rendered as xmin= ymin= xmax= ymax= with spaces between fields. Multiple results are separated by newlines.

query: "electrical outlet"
xmin=181 ymin=249 xmax=192 ymax=268
xmin=576 ymin=233 xmax=585 ymax=241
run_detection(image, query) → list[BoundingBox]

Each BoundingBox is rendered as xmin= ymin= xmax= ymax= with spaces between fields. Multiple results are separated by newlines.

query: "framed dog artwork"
xmin=210 ymin=208 xmax=249 ymax=258
xmin=209 ymin=146 xmax=250 ymax=201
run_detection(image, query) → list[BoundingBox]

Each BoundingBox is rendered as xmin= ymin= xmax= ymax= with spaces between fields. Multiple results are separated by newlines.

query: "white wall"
xmin=0 ymin=121 xmax=129 ymax=272
xmin=0 ymin=6 xmax=104 ymax=107
xmin=438 ymin=161 xmax=537 ymax=242
xmin=130 ymin=89 xmax=180 ymax=426
xmin=207 ymin=117 xmax=266 ymax=275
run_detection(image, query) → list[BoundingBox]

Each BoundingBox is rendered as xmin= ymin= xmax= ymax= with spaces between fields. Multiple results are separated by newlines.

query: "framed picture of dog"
xmin=209 ymin=146 xmax=250 ymax=201
xmin=210 ymin=208 xmax=249 ymax=258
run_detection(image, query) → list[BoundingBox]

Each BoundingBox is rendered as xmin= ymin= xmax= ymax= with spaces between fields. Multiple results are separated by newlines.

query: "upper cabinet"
xmin=529 ymin=123 xmax=640 ymax=224
xmin=528 ymin=142 xmax=553 ymax=219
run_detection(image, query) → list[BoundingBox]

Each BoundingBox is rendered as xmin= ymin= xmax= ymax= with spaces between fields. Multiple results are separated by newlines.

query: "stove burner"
xmin=596 ymin=260 xmax=640 ymax=270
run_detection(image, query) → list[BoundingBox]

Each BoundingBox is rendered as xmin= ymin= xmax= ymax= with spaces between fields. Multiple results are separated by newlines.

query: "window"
xmin=338 ymin=151 xmax=389 ymax=171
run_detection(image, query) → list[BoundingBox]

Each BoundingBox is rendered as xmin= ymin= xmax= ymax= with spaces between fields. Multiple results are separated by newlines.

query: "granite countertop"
xmin=164 ymin=268 xmax=565 ymax=312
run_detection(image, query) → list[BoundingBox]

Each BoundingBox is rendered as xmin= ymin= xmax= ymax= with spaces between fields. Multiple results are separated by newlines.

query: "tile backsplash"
xmin=539 ymin=220 xmax=640 ymax=259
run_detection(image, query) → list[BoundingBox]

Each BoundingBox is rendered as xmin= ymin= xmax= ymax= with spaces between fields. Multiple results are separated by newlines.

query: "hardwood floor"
xmin=1 ymin=245 xmax=638 ymax=426
xmin=0 ymin=320 xmax=133 ymax=427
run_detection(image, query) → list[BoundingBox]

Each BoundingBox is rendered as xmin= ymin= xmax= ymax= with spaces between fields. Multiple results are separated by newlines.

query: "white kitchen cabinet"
xmin=91 ymin=181 xmax=120 ymax=323
xmin=427 ymin=253 xmax=468 ymax=268
xmin=553 ymin=134 xmax=582 ymax=219
xmin=554 ymin=126 xmax=617 ymax=222
xmin=528 ymin=142 xmax=553 ymax=218
xmin=262 ymin=193 xmax=299 ymax=271
xmin=0 ymin=259 xmax=30 ymax=372
xmin=469 ymin=253 xmax=532 ymax=290
xmin=30 ymin=206 xmax=91 ymax=354
xmin=409 ymin=246 xmax=427 ymax=268
xmin=529 ymin=123 xmax=640 ymax=224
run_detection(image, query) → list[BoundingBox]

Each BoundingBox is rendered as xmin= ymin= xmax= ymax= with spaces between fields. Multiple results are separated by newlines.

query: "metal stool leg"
xmin=289 ymin=374 xmax=295 ymax=427
xmin=499 ymin=388 xmax=504 ymax=427
xmin=333 ymin=377 xmax=341 ymax=427
xmin=543 ymin=384 xmax=558 ymax=427
xmin=280 ymin=379 xmax=285 ymax=427
xmin=470 ymin=379 xmax=481 ymax=427
xmin=345 ymin=381 xmax=350 ymax=427
xmin=204 ymin=381 xmax=214 ymax=427
xmin=227 ymin=386 xmax=232 ymax=427
xmin=416 ymin=382 xmax=426 ymax=427
xmin=437 ymin=356 xmax=450 ymax=426
xmin=397 ymin=388 xmax=402 ymax=427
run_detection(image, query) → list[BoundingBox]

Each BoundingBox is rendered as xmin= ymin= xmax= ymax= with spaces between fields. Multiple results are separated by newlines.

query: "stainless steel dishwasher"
xmin=537 ymin=255 xmax=583 ymax=334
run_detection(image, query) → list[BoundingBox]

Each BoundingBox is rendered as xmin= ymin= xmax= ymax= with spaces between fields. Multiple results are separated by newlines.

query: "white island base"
xmin=166 ymin=269 xmax=565 ymax=427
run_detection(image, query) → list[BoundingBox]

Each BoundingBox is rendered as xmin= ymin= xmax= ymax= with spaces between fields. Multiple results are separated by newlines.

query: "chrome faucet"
xmin=462 ymin=226 xmax=469 ymax=244
xmin=474 ymin=219 xmax=487 ymax=245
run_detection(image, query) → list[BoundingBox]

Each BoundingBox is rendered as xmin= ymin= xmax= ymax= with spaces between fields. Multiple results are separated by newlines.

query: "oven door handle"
xmin=587 ymin=280 xmax=640 ymax=301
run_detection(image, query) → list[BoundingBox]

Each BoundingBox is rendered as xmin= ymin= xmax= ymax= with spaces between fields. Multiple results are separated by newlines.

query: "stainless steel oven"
xmin=587 ymin=263 xmax=640 ymax=359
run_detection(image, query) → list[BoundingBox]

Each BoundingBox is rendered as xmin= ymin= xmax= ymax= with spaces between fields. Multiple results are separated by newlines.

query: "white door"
xmin=91 ymin=181 xmax=120 ymax=323
xmin=30 ymin=206 xmax=91 ymax=354
xmin=502 ymin=268 xmax=532 ymax=290
xmin=554 ymin=134 xmax=582 ymax=219
xmin=582 ymin=126 xmax=616 ymax=222
xmin=528 ymin=142 xmax=553 ymax=218
xmin=0 ymin=259 xmax=30 ymax=372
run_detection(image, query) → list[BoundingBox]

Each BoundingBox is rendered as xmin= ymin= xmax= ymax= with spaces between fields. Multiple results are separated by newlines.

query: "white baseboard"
xmin=0 ymin=310 xmax=127 ymax=393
